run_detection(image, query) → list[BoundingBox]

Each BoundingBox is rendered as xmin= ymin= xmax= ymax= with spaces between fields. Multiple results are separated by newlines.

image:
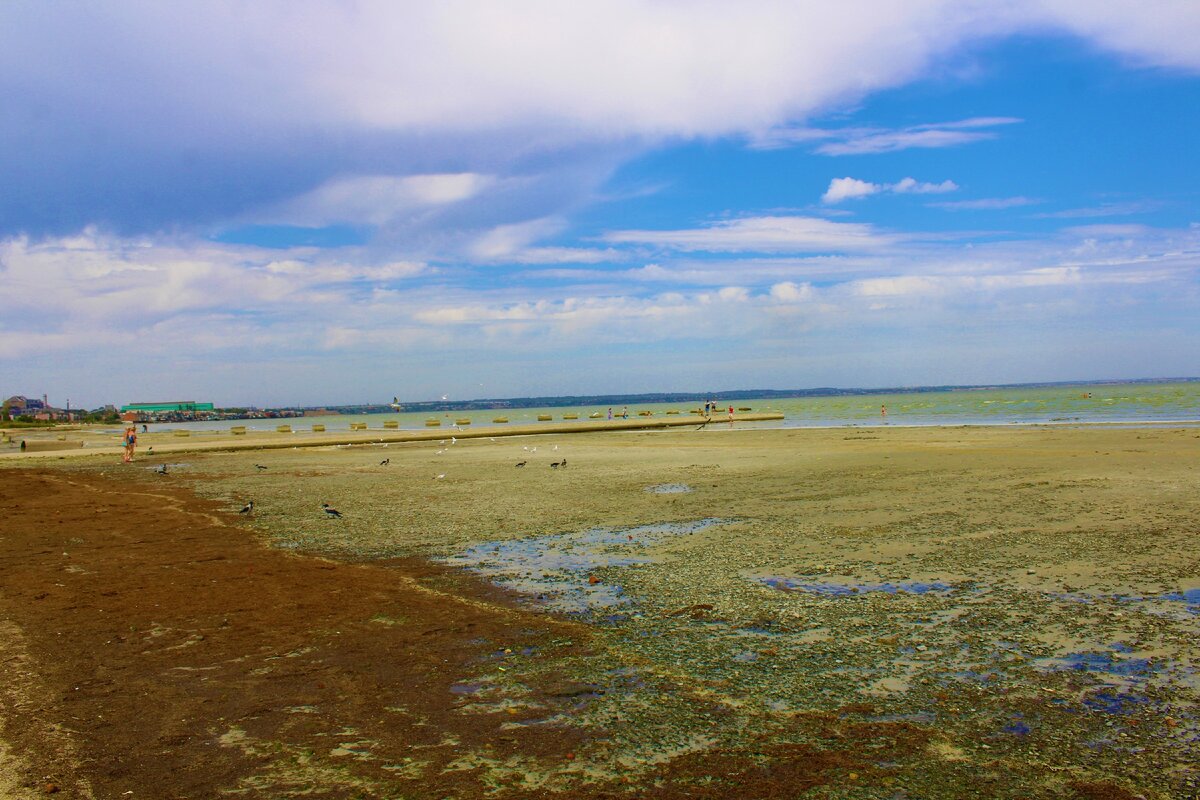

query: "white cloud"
xmin=892 ymin=177 xmax=959 ymax=194
xmin=260 ymin=173 xmax=494 ymax=226
xmin=822 ymin=177 xmax=883 ymax=203
xmin=822 ymin=177 xmax=957 ymax=204
xmin=469 ymin=217 xmax=567 ymax=260
xmin=603 ymin=216 xmax=898 ymax=253
xmin=5 ymin=4 xmax=1195 ymax=150
xmin=769 ymin=281 xmax=815 ymax=302
xmin=761 ymin=117 xmax=1023 ymax=154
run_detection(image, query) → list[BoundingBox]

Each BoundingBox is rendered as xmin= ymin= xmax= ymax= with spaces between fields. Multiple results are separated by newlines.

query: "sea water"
xmin=144 ymin=380 xmax=1199 ymax=433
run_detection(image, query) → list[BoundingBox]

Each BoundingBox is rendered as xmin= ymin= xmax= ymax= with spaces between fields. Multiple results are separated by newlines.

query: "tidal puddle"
xmin=646 ymin=484 xmax=692 ymax=494
xmin=757 ymin=576 xmax=954 ymax=596
xmin=1046 ymin=587 xmax=1200 ymax=615
xmin=443 ymin=519 xmax=729 ymax=616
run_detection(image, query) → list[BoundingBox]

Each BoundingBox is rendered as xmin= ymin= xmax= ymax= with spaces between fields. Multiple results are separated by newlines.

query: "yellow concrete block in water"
xmin=493 ymin=417 xmax=509 ymax=423
xmin=455 ymin=418 xmax=471 ymax=425
xmin=350 ymin=422 xmax=367 ymax=431
xmin=383 ymin=420 xmax=398 ymax=429
xmin=563 ymin=414 xmax=578 ymax=420
xmin=537 ymin=414 xmax=552 ymax=421
xmin=311 ymin=424 xmax=325 ymax=432
xmin=425 ymin=419 xmax=441 ymax=427
xmin=276 ymin=424 xmax=292 ymax=433
xmin=231 ymin=426 xmax=247 ymax=435
xmin=174 ymin=430 xmax=191 ymax=437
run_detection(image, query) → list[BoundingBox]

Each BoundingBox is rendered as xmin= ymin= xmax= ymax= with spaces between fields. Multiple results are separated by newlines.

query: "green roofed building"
xmin=121 ymin=401 xmax=215 ymax=413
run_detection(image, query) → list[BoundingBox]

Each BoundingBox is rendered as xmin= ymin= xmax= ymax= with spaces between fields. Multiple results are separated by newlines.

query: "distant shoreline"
xmin=301 ymin=376 xmax=1200 ymax=415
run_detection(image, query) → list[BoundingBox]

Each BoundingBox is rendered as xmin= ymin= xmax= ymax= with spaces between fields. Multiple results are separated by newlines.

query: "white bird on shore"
xmin=435 ymin=473 xmax=445 ymax=480
xmin=451 ymin=436 xmax=457 ymax=444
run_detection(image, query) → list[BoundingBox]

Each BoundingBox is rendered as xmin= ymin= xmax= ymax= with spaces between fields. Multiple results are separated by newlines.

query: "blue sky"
xmin=2 ymin=2 xmax=1198 ymax=407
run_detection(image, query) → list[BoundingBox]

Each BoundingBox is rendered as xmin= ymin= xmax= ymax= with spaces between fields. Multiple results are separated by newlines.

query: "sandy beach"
xmin=2 ymin=423 xmax=1197 ymax=798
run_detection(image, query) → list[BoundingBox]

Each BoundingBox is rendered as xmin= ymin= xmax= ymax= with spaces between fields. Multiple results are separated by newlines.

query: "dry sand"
xmin=2 ymin=423 xmax=1198 ymax=798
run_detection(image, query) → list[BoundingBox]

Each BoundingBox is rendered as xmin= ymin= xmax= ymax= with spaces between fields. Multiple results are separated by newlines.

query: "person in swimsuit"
xmin=123 ymin=425 xmax=137 ymax=463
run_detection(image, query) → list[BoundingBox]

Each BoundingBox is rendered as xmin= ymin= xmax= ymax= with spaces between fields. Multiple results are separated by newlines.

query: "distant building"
xmin=120 ymin=401 xmax=215 ymax=421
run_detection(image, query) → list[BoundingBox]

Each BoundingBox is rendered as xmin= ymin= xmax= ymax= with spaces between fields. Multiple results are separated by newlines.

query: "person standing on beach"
xmin=122 ymin=425 xmax=137 ymax=463
xmin=622 ymin=406 xmax=628 ymax=419
xmin=881 ymin=404 xmax=888 ymax=420
xmin=728 ymin=404 xmax=734 ymax=421
xmin=608 ymin=407 xmax=613 ymax=420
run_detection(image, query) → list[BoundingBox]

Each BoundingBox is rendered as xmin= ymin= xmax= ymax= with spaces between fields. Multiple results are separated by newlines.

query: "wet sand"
xmin=1 ymin=424 xmax=1198 ymax=798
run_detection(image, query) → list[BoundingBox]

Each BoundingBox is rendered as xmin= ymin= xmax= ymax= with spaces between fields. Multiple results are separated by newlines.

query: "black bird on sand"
xmin=239 ymin=501 xmax=254 ymax=514
xmin=515 ymin=461 xmax=527 ymax=467
xmin=322 ymin=503 xmax=343 ymax=519
xmin=550 ymin=461 xmax=561 ymax=469
xmin=380 ymin=458 xmax=390 ymax=466
xmin=255 ymin=464 xmax=268 ymax=471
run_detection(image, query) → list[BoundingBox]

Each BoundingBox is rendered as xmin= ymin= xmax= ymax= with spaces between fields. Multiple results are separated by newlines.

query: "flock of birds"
xmin=233 ymin=437 xmax=570 ymax=520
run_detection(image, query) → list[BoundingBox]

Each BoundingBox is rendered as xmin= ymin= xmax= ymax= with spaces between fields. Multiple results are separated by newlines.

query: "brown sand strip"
xmin=0 ymin=468 xmax=599 ymax=798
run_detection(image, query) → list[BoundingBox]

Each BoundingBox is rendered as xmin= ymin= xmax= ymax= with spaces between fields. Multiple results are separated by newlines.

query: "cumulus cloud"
xmin=822 ymin=178 xmax=884 ymax=203
xmin=892 ymin=177 xmax=959 ymax=195
xmin=822 ymin=177 xmax=958 ymax=204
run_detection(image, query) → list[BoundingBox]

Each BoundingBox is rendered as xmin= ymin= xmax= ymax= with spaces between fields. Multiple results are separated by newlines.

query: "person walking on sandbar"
xmin=122 ymin=425 xmax=137 ymax=463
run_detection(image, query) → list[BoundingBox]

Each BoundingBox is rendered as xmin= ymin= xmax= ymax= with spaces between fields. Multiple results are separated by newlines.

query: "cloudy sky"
xmin=3 ymin=1 xmax=1198 ymax=407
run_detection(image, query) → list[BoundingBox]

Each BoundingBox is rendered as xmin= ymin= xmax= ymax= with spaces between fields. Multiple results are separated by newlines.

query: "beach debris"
xmin=667 ymin=603 xmax=715 ymax=618
xmin=239 ymin=501 xmax=254 ymax=514
xmin=515 ymin=461 xmax=527 ymax=467
xmin=321 ymin=503 xmax=343 ymax=519
xmin=155 ymin=463 xmax=168 ymax=475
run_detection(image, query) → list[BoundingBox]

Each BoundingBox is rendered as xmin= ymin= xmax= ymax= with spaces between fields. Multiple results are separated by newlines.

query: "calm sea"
xmin=143 ymin=381 xmax=1199 ymax=434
